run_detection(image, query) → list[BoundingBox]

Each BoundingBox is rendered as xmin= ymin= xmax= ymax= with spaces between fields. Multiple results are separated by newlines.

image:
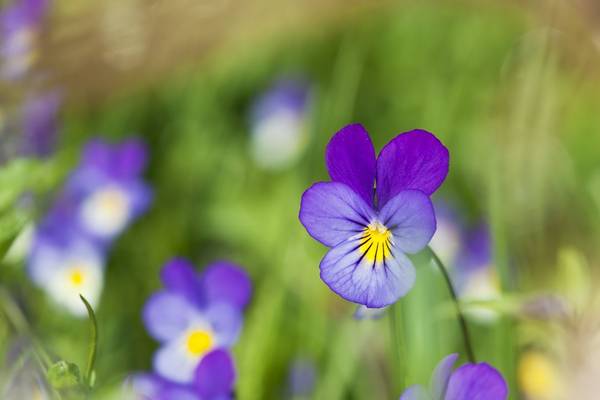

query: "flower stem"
xmin=427 ymin=247 xmax=476 ymax=363
xmin=79 ymin=295 xmax=98 ymax=388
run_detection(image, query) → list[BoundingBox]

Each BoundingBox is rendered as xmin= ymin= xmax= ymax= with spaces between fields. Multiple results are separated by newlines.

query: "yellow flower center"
xmin=359 ymin=221 xmax=392 ymax=263
xmin=518 ymin=351 xmax=561 ymax=398
xmin=69 ymin=268 xmax=85 ymax=287
xmin=186 ymin=330 xmax=214 ymax=356
xmin=97 ymin=188 xmax=128 ymax=217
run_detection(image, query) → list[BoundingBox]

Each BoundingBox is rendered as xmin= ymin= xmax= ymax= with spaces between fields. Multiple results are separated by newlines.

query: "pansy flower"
xmin=299 ymin=124 xmax=449 ymax=307
xmin=400 ymin=353 xmax=508 ymax=400
xmin=129 ymin=349 xmax=236 ymax=400
xmin=63 ymin=138 xmax=151 ymax=242
xmin=0 ymin=0 xmax=49 ymax=80
xmin=27 ymin=212 xmax=104 ymax=317
xmin=143 ymin=259 xmax=252 ymax=384
xmin=20 ymin=91 xmax=61 ymax=157
xmin=249 ymin=78 xmax=311 ymax=170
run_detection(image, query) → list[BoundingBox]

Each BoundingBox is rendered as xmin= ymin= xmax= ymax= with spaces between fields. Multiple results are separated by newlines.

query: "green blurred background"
xmin=3 ymin=0 xmax=600 ymax=398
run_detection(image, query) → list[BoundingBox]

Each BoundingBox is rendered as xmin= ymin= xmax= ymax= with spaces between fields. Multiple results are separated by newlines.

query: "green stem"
xmin=79 ymin=295 xmax=98 ymax=388
xmin=389 ymin=303 xmax=406 ymax=391
xmin=427 ymin=247 xmax=476 ymax=363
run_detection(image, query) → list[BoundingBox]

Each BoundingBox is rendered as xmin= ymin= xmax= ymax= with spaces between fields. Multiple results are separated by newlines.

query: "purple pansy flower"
xmin=27 ymin=214 xmax=105 ymax=317
xmin=129 ymin=349 xmax=236 ymax=400
xmin=400 ymin=354 xmax=508 ymax=400
xmin=299 ymin=124 xmax=449 ymax=307
xmin=143 ymin=259 xmax=251 ymax=384
xmin=20 ymin=91 xmax=61 ymax=157
xmin=249 ymin=78 xmax=311 ymax=170
xmin=0 ymin=0 xmax=49 ymax=79
xmin=62 ymin=138 xmax=152 ymax=242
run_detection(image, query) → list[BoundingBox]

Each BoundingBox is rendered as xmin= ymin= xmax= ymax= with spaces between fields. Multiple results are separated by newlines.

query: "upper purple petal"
xmin=21 ymin=91 xmax=61 ymax=157
xmin=160 ymin=258 xmax=203 ymax=306
xmin=326 ymin=124 xmax=377 ymax=206
xmin=201 ymin=261 xmax=252 ymax=309
xmin=430 ymin=353 xmax=459 ymax=399
xmin=376 ymin=129 xmax=449 ymax=207
xmin=445 ymin=363 xmax=508 ymax=400
xmin=113 ymin=138 xmax=148 ymax=179
xmin=205 ymin=302 xmax=243 ymax=346
xmin=378 ymin=190 xmax=436 ymax=254
xmin=299 ymin=182 xmax=375 ymax=247
xmin=194 ymin=349 xmax=236 ymax=399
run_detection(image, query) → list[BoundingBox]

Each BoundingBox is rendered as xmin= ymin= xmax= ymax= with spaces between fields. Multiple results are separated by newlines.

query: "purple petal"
xmin=201 ymin=262 xmax=252 ymax=309
xmin=160 ymin=258 xmax=203 ymax=306
xmin=153 ymin=341 xmax=199 ymax=384
xmin=194 ymin=349 xmax=236 ymax=399
xmin=326 ymin=124 xmax=377 ymax=206
xmin=376 ymin=130 xmax=449 ymax=207
xmin=142 ymin=292 xmax=198 ymax=342
xmin=113 ymin=138 xmax=148 ymax=179
xmin=379 ymin=190 xmax=436 ymax=254
xmin=81 ymin=139 xmax=112 ymax=172
xmin=299 ymin=182 xmax=375 ymax=247
xmin=319 ymin=237 xmax=416 ymax=307
xmin=399 ymin=385 xmax=429 ymax=400
xmin=205 ymin=302 xmax=243 ymax=346
xmin=430 ymin=354 xmax=459 ymax=399
xmin=128 ymin=373 xmax=165 ymax=399
xmin=21 ymin=91 xmax=61 ymax=157
xmin=445 ymin=363 xmax=508 ymax=400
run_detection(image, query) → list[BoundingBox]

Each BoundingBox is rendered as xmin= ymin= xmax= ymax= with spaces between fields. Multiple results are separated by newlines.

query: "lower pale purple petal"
xmin=142 ymin=292 xmax=198 ymax=342
xmin=445 ymin=363 xmax=508 ymax=400
xmin=153 ymin=341 xmax=199 ymax=384
xmin=325 ymin=124 xmax=377 ymax=206
xmin=319 ymin=238 xmax=416 ymax=307
xmin=376 ymin=129 xmax=449 ymax=207
xmin=201 ymin=262 xmax=252 ymax=309
xmin=299 ymin=182 xmax=375 ymax=247
xmin=379 ymin=190 xmax=436 ymax=254
xmin=194 ymin=349 xmax=236 ymax=400
xmin=430 ymin=353 xmax=459 ymax=399
xmin=399 ymin=385 xmax=430 ymax=400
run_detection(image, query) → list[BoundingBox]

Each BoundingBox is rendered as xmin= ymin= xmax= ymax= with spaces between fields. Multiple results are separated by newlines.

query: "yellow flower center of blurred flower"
xmin=186 ymin=330 xmax=214 ymax=356
xmin=69 ymin=268 xmax=85 ymax=287
xmin=518 ymin=351 xmax=561 ymax=398
xmin=97 ymin=188 xmax=128 ymax=218
xmin=359 ymin=222 xmax=392 ymax=263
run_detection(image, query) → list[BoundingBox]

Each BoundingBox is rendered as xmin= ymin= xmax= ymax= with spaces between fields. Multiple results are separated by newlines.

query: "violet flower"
xmin=20 ymin=91 xmax=61 ymax=157
xmin=0 ymin=0 xmax=49 ymax=80
xmin=249 ymin=78 xmax=311 ymax=170
xmin=400 ymin=354 xmax=508 ymax=400
xmin=299 ymin=124 xmax=449 ymax=307
xmin=27 ymin=213 xmax=105 ymax=317
xmin=130 ymin=349 xmax=236 ymax=400
xmin=63 ymin=138 xmax=152 ymax=242
xmin=143 ymin=259 xmax=251 ymax=384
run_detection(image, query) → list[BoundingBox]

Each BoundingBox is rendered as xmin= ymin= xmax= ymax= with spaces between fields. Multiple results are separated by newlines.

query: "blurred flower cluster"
xmin=27 ymin=139 xmax=151 ymax=316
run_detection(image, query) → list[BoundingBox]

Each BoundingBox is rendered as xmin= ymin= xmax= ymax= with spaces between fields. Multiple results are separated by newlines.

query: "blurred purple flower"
xmin=143 ymin=259 xmax=251 ymax=384
xmin=20 ymin=91 xmax=61 ymax=157
xmin=129 ymin=349 xmax=236 ymax=400
xmin=27 ymin=215 xmax=105 ymax=317
xmin=400 ymin=353 xmax=508 ymax=400
xmin=287 ymin=358 xmax=316 ymax=398
xmin=0 ymin=0 xmax=50 ymax=79
xmin=299 ymin=124 xmax=449 ymax=307
xmin=249 ymin=78 xmax=311 ymax=170
xmin=61 ymin=138 xmax=152 ymax=242
xmin=429 ymin=201 xmax=464 ymax=268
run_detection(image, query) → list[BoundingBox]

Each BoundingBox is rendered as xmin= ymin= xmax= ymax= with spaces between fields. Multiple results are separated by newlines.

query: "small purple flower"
xmin=400 ymin=354 xmax=508 ymax=400
xmin=63 ymin=138 xmax=152 ymax=241
xmin=0 ymin=0 xmax=49 ymax=79
xmin=20 ymin=91 xmax=61 ymax=157
xmin=27 ymin=216 xmax=105 ymax=317
xmin=299 ymin=124 xmax=449 ymax=307
xmin=143 ymin=259 xmax=251 ymax=384
xmin=129 ymin=349 xmax=236 ymax=400
xmin=286 ymin=358 xmax=316 ymax=398
xmin=249 ymin=78 xmax=311 ymax=170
